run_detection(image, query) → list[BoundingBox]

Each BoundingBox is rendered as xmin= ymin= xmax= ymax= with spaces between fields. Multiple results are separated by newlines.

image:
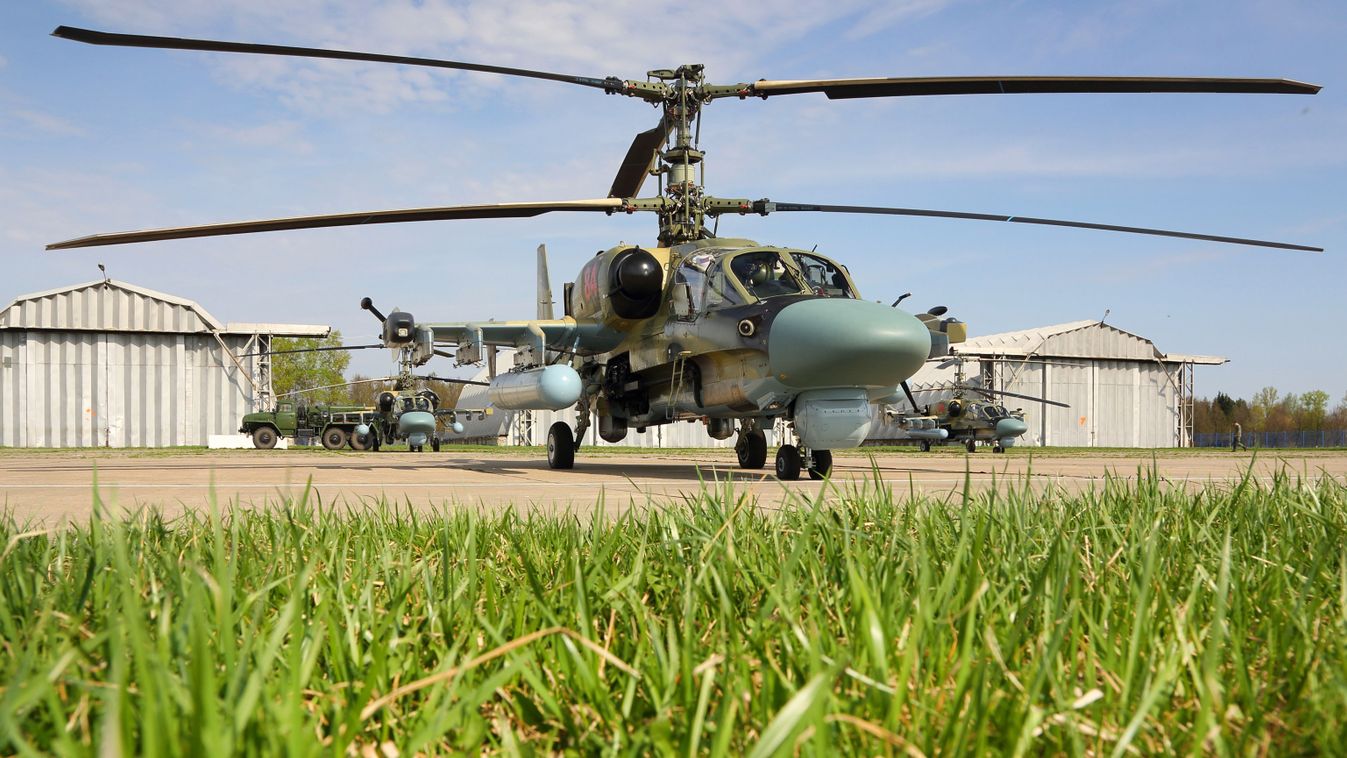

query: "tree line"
xmin=1193 ymin=387 xmax=1347 ymax=434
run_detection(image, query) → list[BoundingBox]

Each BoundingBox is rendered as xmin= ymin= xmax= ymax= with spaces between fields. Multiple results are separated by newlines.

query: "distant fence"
xmin=1193 ymin=430 xmax=1347 ymax=449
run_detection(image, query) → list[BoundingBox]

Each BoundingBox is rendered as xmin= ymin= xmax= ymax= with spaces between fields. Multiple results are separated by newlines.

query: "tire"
xmin=432 ymin=438 xmax=441 ymax=453
xmin=322 ymin=427 xmax=348 ymax=451
xmin=993 ymin=445 xmax=1005 ymax=454
xmin=350 ymin=430 xmax=370 ymax=451
xmin=251 ymin=426 xmax=278 ymax=450
xmin=547 ymin=422 xmax=576 ymax=470
xmin=965 ymin=439 xmax=977 ymax=454
xmin=775 ymin=445 xmax=801 ymax=481
xmin=920 ymin=440 xmax=931 ymax=452
xmin=736 ymin=430 xmax=768 ymax=469
xmin=807 ymin=449 xmax=833 ymax=480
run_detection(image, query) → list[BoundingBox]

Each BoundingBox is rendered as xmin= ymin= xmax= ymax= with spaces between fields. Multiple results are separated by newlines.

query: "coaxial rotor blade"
xmin=958 ymin=385 xmax=1071 ymax=408
xmin=609 ymin=118 xmax=670 ymax=198
xmin=242 ymin=343 xmax=384 ymax=357
xmin=52 ymin=26 xmax=628 ymax=94
xmin=415 ymin=374 xmax=489 ymax=386
xmin=738 ymin=200 xmax=1322 ymax=252
xmin=734 ymin=75 xmax=1320 ymax=100
xmin=47 ymin=199 xmax=626 ymax=249
xmin=900 ymin=381 xmax=922 ymax=413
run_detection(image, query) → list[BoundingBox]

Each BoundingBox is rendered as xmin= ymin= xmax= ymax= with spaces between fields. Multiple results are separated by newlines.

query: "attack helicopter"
xmin=888 ymin=356 xmax=1070 ymax=453
xmin=251 ymin=324 xmax=489 ymax=452
xmin=46 ymin=25 xmax=1323 ymax=479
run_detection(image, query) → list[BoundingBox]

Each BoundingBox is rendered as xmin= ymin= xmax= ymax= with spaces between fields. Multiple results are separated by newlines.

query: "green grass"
xmin=3 ymin=469 xmax=1346 ymax=755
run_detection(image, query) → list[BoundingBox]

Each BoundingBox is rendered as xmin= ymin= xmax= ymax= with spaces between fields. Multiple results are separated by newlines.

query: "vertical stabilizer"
xmin=537 ymin=244 xmax=554 ymax=320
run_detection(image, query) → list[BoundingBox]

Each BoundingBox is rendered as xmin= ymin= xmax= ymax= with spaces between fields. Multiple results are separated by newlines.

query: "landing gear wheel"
xmin=807 ymin=449 xmax=833 ymax=480
xmin=547 ymin=422 xmax=576 ymax=470
xmin=965 ymin=439 xmax=977 ymax=454
xmin=919 ymin=440 xmax=932 ymax=452
xmin=775 ymin=445 xmax=801 ymax=481
xmin=251 ymin=427 xmax=278 ymax=450
xmin=993 ymin=444 xmax=1005 ymax=454
xmin=432 ymin=438 xmax=441 ymax=453
xmin=736 ymin=430 xmax=767 ymax=469
xmin=322 ymin=427 xmax=348 ymax=451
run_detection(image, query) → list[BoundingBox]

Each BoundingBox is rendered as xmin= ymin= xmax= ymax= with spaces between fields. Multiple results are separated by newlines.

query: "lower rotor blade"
xmin=48 ymin=199 xmax=625 ymax=250
xmin=416 ymin=374 xmax=490 ymax=387
xmin=900 ymin=381 xmax=921 ymax=413
xmin=242 ymin=343 xmax=384 ymax=357
xmin=969 ymin=386 xmax=1071 ymax=408
xmin=609 ymin=118 xmax=669 ymax=198
xmin=750 ymin=201 xmax=1322 ymax=252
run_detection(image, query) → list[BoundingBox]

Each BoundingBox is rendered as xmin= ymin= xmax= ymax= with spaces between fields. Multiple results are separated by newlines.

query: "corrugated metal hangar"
xmin=0 ymin=279 xmax=328 ymax=447
xmin=871 ymin=320 xmax=1222 ymax=447
xmin=461 ymin=320 xmax=1222 ymax=449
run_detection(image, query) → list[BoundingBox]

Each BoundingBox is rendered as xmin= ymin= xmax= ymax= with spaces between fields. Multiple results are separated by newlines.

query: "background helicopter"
xmin=249 ymin=321 xmax=489 ymax=452
xmin=46 ymin=26 xmax=1321 ymax=479
xmin=888 ymin=355 xmax=1070 ymax=453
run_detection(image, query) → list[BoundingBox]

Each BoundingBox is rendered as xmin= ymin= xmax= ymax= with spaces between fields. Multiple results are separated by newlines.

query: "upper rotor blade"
xmin=741 ymin=75 xmax=1320 ymax=100
xmin=52 ymin=26 xmax=623 ymax=93
xmin=47 ymin=199 xmax=625 ymax=250
xmin=750 ymin=201 xmax=1323 ymax=252
xmin=609 ymin=118 xmax=670 ymax=199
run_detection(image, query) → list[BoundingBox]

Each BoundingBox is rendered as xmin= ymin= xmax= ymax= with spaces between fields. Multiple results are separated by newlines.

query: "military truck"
xmin=240 ymin=401 xmax=379 ymax=450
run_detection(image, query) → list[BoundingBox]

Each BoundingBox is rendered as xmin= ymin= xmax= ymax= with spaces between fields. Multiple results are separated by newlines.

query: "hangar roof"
xmin=0 ymin=279 xmax=329 ymax=337
xmin=951 ymin=320 xmax=1225 ymax=365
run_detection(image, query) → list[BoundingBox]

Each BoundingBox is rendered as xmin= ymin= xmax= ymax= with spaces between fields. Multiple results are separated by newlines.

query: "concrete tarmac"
xmin=2 ymin=448 xmax=1345 ymax=525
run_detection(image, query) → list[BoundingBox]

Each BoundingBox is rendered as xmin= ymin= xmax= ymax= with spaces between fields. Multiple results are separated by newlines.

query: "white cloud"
xmin=10 ymin=109 xmax=89 ymax=137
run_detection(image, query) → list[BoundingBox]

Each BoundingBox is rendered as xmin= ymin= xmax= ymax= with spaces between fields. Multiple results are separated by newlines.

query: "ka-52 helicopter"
xmin=250 ymin=317 xmax=490 ymax=452
xmin=46 ymin=26 xmax=1323 ymax=479
xmin=887 ymin=353 xmax=1070 ymax=453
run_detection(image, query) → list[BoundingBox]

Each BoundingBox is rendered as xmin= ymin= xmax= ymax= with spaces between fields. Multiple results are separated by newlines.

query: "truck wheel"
xmin=350 ymin=430 xmax=370 ymax=451
xmin=251 ymin=427 xmax=278 ymax=450
xmin=322 ymin=427 xmax=348 ymax=450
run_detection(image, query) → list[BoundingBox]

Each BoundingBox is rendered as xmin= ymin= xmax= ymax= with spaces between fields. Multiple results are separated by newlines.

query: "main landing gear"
xmin=547 ymin=421 xmax=576 ymax=469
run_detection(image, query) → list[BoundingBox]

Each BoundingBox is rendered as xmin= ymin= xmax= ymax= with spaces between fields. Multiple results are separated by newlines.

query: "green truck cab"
xmin=239 ymin=401 xmax=377 ymax=450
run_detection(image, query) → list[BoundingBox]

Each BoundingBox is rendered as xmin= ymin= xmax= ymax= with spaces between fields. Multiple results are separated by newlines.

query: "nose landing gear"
xmin=773 ymin=444 xmax=832 ymax=481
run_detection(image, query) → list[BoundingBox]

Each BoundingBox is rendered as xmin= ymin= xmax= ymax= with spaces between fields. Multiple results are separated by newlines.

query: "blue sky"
xmin=2 ymin=1 xmax=1343 ymax=401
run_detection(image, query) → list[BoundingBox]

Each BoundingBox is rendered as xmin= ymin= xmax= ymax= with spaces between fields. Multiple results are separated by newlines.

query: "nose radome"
xmin=996 ymin=417 xmax=1028 ymax=438
xmin=768 ymin=299 xmax=931 ymax=389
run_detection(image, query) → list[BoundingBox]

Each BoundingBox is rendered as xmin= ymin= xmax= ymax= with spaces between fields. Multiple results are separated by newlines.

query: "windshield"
xmin=728 ymin=251 xmax=805 ymax=300
xmin=791 ymin=253 xmax=854 ymax=298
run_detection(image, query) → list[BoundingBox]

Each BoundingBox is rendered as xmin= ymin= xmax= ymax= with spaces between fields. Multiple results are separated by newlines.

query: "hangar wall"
xmin=0 ymin=280 xmax=328 ymax=448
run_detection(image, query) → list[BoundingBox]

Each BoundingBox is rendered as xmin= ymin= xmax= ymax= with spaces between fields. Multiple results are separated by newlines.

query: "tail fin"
xmin=536 ymin=243 xmax=554 ymax=320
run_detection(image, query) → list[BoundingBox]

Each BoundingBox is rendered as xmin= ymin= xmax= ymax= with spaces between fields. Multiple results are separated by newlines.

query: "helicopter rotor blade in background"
xmin=900 ymin=381 xmax=922 ymax=413
xmin=241 ymin=343 xmax=384 ymax=357
xmin=966 ymin=386 xmax=1072 ymax=409
xmin=52 ymin=26 xmax=629 ymax=94
xmin=734 ymin=75 xmax=1320 ymax=100
xmin=47 ymin=198 xmax=626 ymax=250
xmin=609 ymin=117 xmax=671 ymax=199
xmin=415 ymin=374 xmax=490 ymax=387
xmin=740 ymin=201 xmax=1323 ymax=252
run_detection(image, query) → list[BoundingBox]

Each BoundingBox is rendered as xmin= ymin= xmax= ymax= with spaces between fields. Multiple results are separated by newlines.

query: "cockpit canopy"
xmin=674 ymin=248 xmax=855 ymax=313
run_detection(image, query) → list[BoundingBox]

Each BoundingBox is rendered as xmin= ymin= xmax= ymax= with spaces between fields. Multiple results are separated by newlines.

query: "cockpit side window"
xmin=791 ymin=253 xmax=854 ymax=298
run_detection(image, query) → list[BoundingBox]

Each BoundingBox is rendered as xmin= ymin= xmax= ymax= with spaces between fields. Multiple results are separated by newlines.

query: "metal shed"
xmin=0 ymin=279 xmax=328 ymax=447
xmin=869 ymin=320 xmax=1225 ymax=448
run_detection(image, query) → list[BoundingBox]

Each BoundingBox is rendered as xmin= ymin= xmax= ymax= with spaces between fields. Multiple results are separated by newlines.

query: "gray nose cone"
xmin=768 ymin=299 xmax=931 ymax=389
xmin=996 ymin=417 xmax=1028 ymax=438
